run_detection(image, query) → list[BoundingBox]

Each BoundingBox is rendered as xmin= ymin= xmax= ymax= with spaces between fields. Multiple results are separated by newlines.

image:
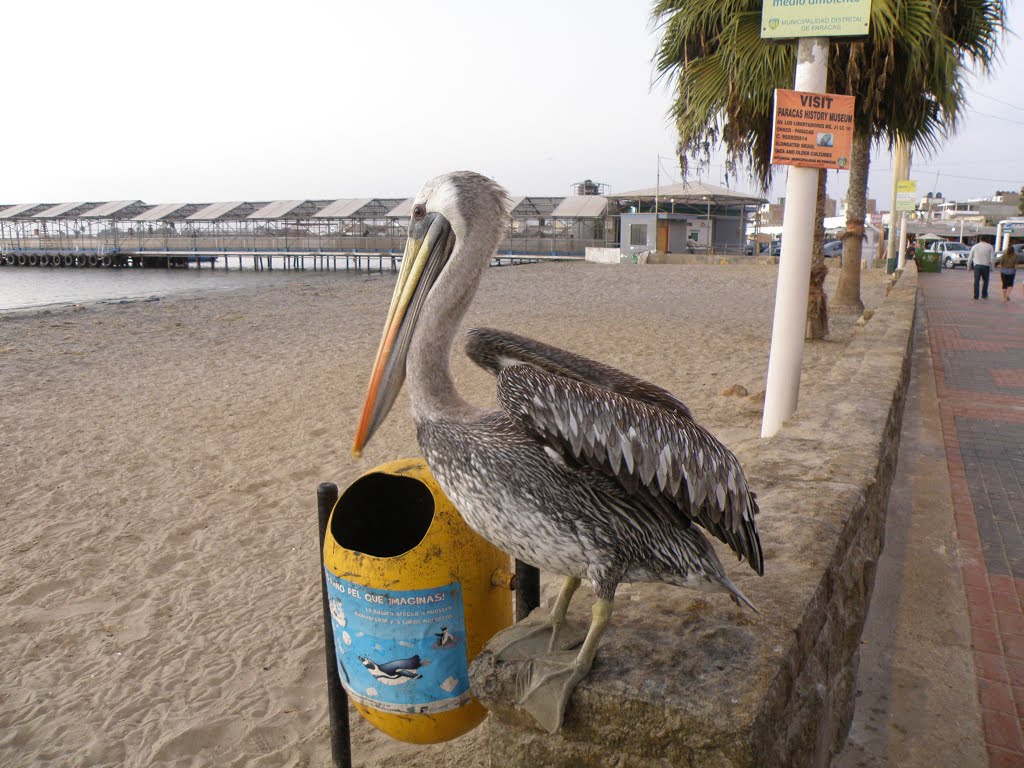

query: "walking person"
xmin=999 ymin=243 xmax=1018 ymax=301
xmin=968 ymin=236 xmax=995 ymax=300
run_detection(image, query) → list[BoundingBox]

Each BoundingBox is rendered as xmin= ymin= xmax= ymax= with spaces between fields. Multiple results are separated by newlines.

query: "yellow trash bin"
xmin=323 ymin=458 xmax=513 ymax=743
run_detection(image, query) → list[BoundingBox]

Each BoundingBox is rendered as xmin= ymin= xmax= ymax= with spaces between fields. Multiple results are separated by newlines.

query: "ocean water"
xmin=0 ymin=266 xmax=389 ymax=313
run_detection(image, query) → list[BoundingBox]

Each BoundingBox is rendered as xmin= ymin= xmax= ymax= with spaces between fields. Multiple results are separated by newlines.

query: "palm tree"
xmin=829 ymin=0 xmax=1004 ymax=310
xmin=808 ymin=169 xmax=829 ymax=338
xmin=652 ymin=2 xmax=833 ymax=333
xmin=651 ymin=0 xmax=1005 ymax=315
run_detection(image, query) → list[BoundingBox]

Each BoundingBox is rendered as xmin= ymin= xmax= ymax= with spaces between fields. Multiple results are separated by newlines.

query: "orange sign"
xmin=771 ymin=89 xmax=855 ymax=170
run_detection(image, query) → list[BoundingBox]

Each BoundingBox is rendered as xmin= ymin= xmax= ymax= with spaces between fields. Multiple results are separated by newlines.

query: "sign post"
xmin=895 ymin=176 xmax=916 ymax=270
xmin=760 ymin=1 xmax=871 ymax=439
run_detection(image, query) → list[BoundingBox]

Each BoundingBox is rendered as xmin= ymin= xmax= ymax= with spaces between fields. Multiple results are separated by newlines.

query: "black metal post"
xmin=318 ymin=482 xmax=352 ymax=768
xmin=514 ymin=559 xmax=541 ymax=622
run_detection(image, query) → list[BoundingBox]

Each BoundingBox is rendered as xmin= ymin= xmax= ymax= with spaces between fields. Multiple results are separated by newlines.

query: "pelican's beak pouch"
xmin=323 ymin=458 xmax=513 ymax=743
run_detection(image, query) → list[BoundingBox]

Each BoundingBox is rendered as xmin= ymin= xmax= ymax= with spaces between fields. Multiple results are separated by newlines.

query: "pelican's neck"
xmin=406 ymin=228 xmax=491 ymax=427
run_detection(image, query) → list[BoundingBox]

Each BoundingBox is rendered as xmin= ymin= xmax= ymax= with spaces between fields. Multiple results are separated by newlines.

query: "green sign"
xmin=761 ymin=0 xmax=872 ymax=39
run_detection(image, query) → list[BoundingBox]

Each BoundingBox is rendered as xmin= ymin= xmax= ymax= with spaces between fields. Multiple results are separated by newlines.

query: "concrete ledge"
xmin=470 ymin=267 xmax=919 ymax=767
xmin=645 ymin=251 xmax=762 ymax=265
xmin=584 ymin=247 xmax=626 ymax=264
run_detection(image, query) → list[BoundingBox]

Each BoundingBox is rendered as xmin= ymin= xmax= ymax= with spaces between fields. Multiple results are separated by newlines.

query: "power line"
xmin=910 ymin=167 xmax=1022 ymax=185
xmin=971 ymin=92 xmax=1024 ymax=114
xmin=966 ymin=107 xmax=1024 ymax=126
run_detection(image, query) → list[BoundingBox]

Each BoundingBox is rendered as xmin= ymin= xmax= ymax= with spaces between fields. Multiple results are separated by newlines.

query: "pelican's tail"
xmin=672 ymin=525 xmax=758 ymax=612
xmin=723 ymin=576 xmax=759 ymax=613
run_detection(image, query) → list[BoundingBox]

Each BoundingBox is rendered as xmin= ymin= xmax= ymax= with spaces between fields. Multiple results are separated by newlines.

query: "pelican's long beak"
xmin=352 ymin=212 xmax=455 ymax=457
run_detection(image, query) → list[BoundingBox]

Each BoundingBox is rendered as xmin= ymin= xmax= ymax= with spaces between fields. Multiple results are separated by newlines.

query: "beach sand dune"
xmin=0 ymin=262 xmax=889 ymax=767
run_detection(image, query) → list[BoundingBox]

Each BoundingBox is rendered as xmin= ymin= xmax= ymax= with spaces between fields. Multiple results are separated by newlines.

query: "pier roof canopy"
xmin=188 ymin=202 xmax=249 ymax=220
xmin=313 ymin=199 xmax=374 ymax=218
xmin=132 ymin=203 xmax=199 ymax=222
xmin=385 ymin=199 xmax=415 ymax=218
xmin=80 ymin=201 xmax=149 ymax=219
xmin=0 ymin=203 xmax=51 ymax=219
xmin=247 ymin=200 xmax=309 ymax=220
xmin=612 ymin=181 xmax=765 ymax=206
xmin=33 ymin=202 xmax=97 ymax=219
xmin=505 ymin=197 xmax=527 ymax=214
xmin=551 ymin=196 xmax=608 ymax=218
xmin=510 ymin=197 xmax=560 ymax=217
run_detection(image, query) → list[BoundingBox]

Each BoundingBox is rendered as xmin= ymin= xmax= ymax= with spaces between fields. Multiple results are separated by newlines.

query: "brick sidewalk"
xmin=921 ymin=267 xmax=1024 ymax=767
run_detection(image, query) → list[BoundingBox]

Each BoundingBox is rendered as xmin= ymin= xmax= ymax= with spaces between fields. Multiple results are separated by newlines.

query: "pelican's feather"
xmin=492 ymin=361 xmax=763 ymax=576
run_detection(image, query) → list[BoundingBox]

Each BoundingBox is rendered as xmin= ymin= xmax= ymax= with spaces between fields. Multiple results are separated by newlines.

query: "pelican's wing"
xmin=496 ymin=363 xmax=763 ymax=575
xmin=466 ymin=328 xmax=693 ymax=420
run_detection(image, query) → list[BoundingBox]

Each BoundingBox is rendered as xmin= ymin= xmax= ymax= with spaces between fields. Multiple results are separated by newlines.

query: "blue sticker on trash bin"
xmin=324 ymin=570 xmax=471 ymax=714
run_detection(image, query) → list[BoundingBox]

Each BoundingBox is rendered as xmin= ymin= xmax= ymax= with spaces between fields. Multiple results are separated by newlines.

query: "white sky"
xmin=3 ymin=1 xmax=1021 ymax=210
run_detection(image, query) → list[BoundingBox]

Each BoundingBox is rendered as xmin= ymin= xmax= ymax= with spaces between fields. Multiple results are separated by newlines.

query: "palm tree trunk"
xmin=833 ymin=130 xmax=870 ymax=314
xmin=806 ymin=168 xmax=829 ymax=339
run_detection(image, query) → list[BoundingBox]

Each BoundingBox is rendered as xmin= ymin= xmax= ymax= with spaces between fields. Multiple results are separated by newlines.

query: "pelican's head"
xmin=352 ymin=172 xmax=509 ymax=456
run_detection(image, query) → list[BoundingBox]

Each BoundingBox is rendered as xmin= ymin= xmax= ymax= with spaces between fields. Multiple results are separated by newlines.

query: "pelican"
xmin=352 ymin=171 xmax=764 ymax=733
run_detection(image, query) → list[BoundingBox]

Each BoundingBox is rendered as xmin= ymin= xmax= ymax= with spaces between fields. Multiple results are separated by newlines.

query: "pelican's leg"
xmin=516 ymin=597 xmax=613 ymax=734
xmin=489 ymin=576 xmax=582 ymax=661
xmin=547 ymin=575 xmax=581 ymax=651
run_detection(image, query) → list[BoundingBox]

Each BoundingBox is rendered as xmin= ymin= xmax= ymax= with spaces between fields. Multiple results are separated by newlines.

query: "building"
xmin=611 ymin=181 xmax=766 ymax=256
xmin=837 ymin=197 xmax=877 ymax=219
xmin=756 ymin=196 xmax=837 ymax=228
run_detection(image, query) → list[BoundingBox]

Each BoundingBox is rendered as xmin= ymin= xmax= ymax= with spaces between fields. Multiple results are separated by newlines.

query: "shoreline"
xmin=0 ymin=267 xmax=374 ymax=317
xmin=0 ymin=261 xmax=892 ymax=767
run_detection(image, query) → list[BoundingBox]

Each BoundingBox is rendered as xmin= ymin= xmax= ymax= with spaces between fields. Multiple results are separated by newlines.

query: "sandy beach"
xmin=0 ymin=261 xmax=891 ymax=768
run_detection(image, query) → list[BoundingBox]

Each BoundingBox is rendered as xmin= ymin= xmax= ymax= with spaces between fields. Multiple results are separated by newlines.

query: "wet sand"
xmin=0 ymin=261 xmax=890 ymax=767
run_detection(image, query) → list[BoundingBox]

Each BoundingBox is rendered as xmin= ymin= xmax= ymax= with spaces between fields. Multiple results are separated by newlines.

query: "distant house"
xmin=609 ymin=181 xmax=766 ymax=256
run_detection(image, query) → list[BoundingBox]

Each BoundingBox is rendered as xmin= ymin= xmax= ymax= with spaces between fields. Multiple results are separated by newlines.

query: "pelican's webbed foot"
xmin=516 ymin=650 xmax=589 ymax=733
xmin=488 ymin=618 xmax=573 ymax=661
xmin=515 ymin=597 xmax=613 ymax=733
xmin=486 ymin=576 xmax=584 ymax=661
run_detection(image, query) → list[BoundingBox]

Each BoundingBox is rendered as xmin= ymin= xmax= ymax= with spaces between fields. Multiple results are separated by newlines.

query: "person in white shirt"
xmin=967 ymin=237 xmax=995 ymax=300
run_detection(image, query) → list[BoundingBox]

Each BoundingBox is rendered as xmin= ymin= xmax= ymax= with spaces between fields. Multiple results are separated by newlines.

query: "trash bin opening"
xmin=332 ymin=472 xmax=436 ymax=557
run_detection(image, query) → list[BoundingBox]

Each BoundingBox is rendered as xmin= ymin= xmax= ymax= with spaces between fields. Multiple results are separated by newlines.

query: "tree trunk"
xmin=833 ymin=130 xmax=870 ymax=314
xmin=806 ymin=168 xmax=829 ymax=339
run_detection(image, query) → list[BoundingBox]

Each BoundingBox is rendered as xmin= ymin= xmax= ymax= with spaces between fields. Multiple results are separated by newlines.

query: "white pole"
xmin=886 ymin=140 xmax=902 ymax=264
xmin=897 ymin=142 xmax=911 ymax=270
xmin=897 ymin=211 xmax=909 ymax=268
xmin=761 ymin=37 xmax=828 ymax=438
xmin=655 ymin=157 xmax=661 ymax=252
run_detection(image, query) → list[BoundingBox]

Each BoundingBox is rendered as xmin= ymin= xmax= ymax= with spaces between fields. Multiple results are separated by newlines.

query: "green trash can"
xmin=886 ymin=257 xmax=897 ymax=274
xmin=918 ymin=250 xmax=941 ymax=273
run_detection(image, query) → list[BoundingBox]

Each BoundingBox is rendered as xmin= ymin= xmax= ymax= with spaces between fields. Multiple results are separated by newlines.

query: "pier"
xmin=0 ymin=247 xmax=577 ymax=272
xmin=0 ymin=194 xmax=609 ymax=273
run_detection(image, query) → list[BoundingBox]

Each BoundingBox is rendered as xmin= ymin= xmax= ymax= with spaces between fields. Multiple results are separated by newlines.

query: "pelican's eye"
xmin=412 ymin=203 xmax=426 ymax=221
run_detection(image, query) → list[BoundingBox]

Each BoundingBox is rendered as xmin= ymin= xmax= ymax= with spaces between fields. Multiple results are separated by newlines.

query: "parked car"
xmin=743 ymin=239 xmax=781 ymax=255
xmin=823 ymin=240 xmax=844 ymax=258
xmin=923 ymin=240 xmax=972 ymax=269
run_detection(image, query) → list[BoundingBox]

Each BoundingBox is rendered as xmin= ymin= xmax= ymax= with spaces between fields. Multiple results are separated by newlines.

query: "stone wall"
xmin=470 ymin=267 xmax=919 ymax=767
